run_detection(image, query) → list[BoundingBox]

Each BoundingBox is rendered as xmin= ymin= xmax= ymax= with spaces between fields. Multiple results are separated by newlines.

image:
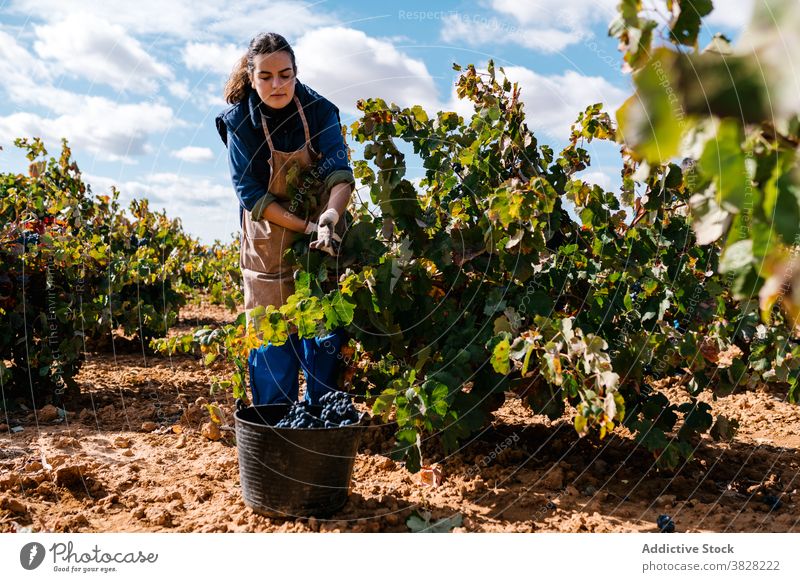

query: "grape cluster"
xmin=629 ymin=281 xmax=643 ymax=302
xmin=656 ymin=514 xmax=675 ymax=533
xmin=274 ymin=391 xmax=361 ymax=429
xmin=275 ymin=404 xmax=325 ymax=429
xmin=318 ymin=390 xmax=360 ymax=426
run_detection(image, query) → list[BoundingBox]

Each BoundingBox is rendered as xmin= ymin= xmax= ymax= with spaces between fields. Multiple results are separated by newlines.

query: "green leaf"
xmin=669 ymin=0 xmax=714 ymax=47
xmin=322 ymin=292 xmax=356 ymax=329
xmin=710 ymin=414 xmax=739 ymax=441
xmin=718 ymin=239 xmax=753 ymax=274
xmin=617 ymin=50 xmax=684 ymax=164
xmin=414 ymin=345 xmax=432 ymax=372
xmin=488 ymin=185 xmax=523 ymax=228
xmin=699 ymin=119 xmax=748 ymax=212
xmin=431 ymin=382 xmax=449 ymax=401
xmin=433 ymin=399 xmax=448 ymax=416
xmin=763 ymin=168 xmax=800 ymax=245
xmin=409 ymin=105 xmax=429 ymax=123
xmin=406 ymin=511 xmax=463 ymax=533
xmin=255 ymin=307 xmax=290 ymax=345
xmin=373 ymin=389 xmax=397 ymax=417
xmin=677 ymin=400 xmax=713 ymax=440
xmin=521 ymin=342 xmax=536 ymax=376
xmin=281 ymin=295 xmax=324 ymax=338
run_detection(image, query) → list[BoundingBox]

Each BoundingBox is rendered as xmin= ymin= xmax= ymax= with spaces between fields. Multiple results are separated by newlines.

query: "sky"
xmin=0 ymin=0 xmax=755 ymax=244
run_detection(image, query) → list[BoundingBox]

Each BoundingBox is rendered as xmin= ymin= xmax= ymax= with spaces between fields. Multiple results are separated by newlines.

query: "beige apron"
xmin=240 ymin=94 xmax=343 ymax=316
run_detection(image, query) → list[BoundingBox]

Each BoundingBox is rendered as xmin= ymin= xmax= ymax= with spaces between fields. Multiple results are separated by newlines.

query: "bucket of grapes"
xmin=234 ymin=390 xmax=367 ymax=518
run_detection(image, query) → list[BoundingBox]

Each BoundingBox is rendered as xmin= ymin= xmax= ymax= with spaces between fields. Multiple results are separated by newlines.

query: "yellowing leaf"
xmin=491 ymin=337 xmax=511 ymax=375
xmin=574 ymin=414 xmax=588 ymax=437
xmin=205 ymin=403 xmax=225 ymax=425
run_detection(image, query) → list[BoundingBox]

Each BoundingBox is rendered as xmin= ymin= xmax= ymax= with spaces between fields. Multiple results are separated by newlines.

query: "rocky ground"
xmin=1 ymin=300 xmax=798 ymax=533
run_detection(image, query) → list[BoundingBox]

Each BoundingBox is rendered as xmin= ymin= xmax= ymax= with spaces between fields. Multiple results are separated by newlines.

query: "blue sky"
xmin=0 ymin=0 xmax=754 ymax=243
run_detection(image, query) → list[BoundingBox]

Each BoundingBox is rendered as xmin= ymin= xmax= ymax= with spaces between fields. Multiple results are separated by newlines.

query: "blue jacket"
xmin=215 ymin=79 xmax=355 ymax=224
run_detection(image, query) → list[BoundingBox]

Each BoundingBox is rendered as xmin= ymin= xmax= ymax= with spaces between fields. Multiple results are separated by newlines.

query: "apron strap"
xmin=259 ymin=95 xmax=314 ymax=153
xmin=294 ymin=95 xmax=312 ymax=145
xmin=260 ymin=112 xmax=276 ymax=151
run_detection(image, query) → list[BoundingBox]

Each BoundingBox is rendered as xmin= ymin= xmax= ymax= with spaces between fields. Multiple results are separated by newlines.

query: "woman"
xmin=215 ymin=32 xmax=353 ymax=406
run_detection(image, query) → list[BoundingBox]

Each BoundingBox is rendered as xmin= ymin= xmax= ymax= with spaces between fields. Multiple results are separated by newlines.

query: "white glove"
xmin=309 ymin=208 xmax=342 ymax=256
xmin=304 ymin=221 xmax=318 ymax=235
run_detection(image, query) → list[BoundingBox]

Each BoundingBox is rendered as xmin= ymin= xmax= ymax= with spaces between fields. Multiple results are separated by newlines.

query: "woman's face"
xmin=250 ymin=51 xmax=296 ymax=110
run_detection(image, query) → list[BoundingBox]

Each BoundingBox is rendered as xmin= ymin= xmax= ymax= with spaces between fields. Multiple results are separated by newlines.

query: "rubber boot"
xmin=300 ymin=328 xmax=347 ymax=405
xmin=248 ymin=334 xmax=302 ymax=405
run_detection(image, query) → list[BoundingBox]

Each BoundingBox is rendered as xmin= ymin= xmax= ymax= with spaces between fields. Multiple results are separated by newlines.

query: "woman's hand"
xmin=308 ymin=182 xmax=351 ymax=256
xmin=309 ymin=208 xmax=341 ymax=256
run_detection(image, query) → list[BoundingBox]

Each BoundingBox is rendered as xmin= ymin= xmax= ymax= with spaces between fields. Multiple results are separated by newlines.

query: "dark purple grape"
xmin=656 ymin=514 xmax=675 ymax=533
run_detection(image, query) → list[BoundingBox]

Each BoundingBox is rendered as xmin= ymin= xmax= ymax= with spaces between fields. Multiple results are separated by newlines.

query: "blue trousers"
xmin=247 ymin=328 xmax=347 ymax=406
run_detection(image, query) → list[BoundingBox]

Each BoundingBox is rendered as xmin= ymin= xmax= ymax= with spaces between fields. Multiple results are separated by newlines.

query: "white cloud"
xmin=195 ymin=82 xmax=228 ymax=111
xmin=8 ymin=0 xmax=335 ymax=41
xmin=704 ymin=0 xmax=754 ymax=31
xmin=0 ymin=27 xmax=185 ymax=162
xmin=442 ymin=0 xmax=753 ymax=52
xmin=446 ymin=64 xmax=628 ymax=139
xmin=294 ymin=26 xmax=440 ymax=116
xmin=85 ymin=171 xmax=239 ymax=243
xmin=509 ymin=66 xmax=627 ymax=138
xmin=0 ymin=97 xmax=182 ymax=162
xmin=440 ymin=14 xmax=579 ymax=53
xmin=167 ymin=83 xmax=226 ymax=115
xmin=579 ymin=170 xmax=614 ymax=191
xmin=205 ymin=1 xmax=334 ymax=40
xmin=0 ymin=30 xmax=50 ymax=103
xmin=103 ymin=171 xmax=229 ymax=205
xmin=171 ymin=146 xmax=214 ymax=163
xmin=33 ymin=13 xmax=171 ymax=94
xmin=441 ymin=0 xmax=618 ymax=53
xmin=167 ymin=80 xmax=191 ymax=100
xmin=183 ymin=42 xmax=245 ymax=76
xmin=490 ymin=0 xmax=617 ymax=27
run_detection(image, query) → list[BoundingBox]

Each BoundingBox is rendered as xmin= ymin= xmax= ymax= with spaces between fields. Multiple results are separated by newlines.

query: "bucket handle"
xmin=235 ymin=398 xmax=247 ymax=413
